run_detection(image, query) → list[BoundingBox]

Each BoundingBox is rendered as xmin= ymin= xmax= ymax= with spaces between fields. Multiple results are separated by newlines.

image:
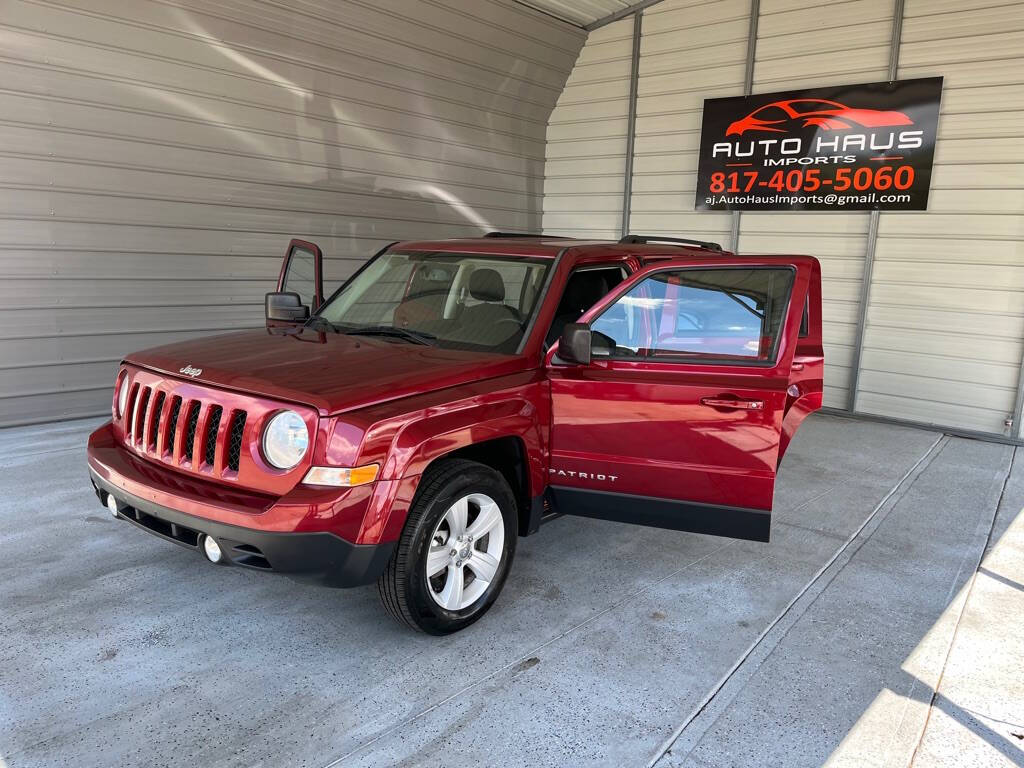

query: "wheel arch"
xmin=362 ymin=381 xmax=549 ymax=543
xmin=375 ymin=433 xmax=540 ymax=543
xmin=443 ymin=435 xmax=534 ymax=537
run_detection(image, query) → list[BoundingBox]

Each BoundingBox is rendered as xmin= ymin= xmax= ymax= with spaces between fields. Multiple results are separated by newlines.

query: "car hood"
xmin=125 ymin=329 xmax=531 ymax=414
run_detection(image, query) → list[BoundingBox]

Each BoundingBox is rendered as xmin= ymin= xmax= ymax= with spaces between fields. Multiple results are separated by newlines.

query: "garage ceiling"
xmin=516 ymin=0 xmax=664 ymax=29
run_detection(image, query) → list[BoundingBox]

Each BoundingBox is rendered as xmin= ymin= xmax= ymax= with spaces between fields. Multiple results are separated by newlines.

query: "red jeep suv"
xmin=87 ymin=233 xmax=823 ymax=634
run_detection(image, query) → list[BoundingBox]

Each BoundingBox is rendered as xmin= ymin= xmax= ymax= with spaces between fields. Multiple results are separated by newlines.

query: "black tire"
xmin=377 ymin=458 xmax=517 ymax=634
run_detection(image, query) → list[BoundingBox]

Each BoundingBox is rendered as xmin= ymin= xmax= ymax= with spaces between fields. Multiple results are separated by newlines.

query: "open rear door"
xmin=546 ymin=255 xmax=821 ymax=542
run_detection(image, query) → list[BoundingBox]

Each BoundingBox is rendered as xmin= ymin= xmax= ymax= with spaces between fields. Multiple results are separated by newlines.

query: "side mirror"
xmin=558 ymin=322 xmax=592 ymax=365
xmin=266 ymin=292 xmax=309 ymax=324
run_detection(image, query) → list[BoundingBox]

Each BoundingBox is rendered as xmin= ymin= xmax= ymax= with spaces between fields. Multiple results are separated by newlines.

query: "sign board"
xmin=695 ymin=77 xmax=943 ymax=211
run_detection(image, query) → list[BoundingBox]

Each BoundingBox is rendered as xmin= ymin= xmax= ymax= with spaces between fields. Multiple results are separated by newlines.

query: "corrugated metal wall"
xmin=542 ymin=0 xmax=1024 ymax=438
xmin=0 ymin=0 xmax=584 ymax=426
xmin=628 ymin=0 xmax=747 ymax=250
xmin=862 ymin=0 xmax=1024 ymax=435
xmin=544 ymin=15 xmax=635 ymax=238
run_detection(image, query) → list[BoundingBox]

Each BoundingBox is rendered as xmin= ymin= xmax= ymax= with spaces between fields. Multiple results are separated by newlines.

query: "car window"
xmin=590 ymin=267 xmax=794 ymax=364
xmin=282 ymin=246 xmax=317 ymax=307
xmin=315 ymin=251 xmax=552 ymax=353
xmin=545 ymin=265 xmax=627 ymax=347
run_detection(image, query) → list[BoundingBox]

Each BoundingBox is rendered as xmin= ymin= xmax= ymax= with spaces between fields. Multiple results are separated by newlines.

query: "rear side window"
xmin=590 ymin=267 xmax=794 ymax=364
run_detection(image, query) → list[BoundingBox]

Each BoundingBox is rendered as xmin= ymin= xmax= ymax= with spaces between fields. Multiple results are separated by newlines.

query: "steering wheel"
xmin=493 ymin=316 xmax=525 ymax=336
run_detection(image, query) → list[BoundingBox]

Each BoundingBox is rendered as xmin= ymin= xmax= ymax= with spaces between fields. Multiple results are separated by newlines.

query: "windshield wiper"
xmin=345 ymin=325 xmax=436 ymax=345
xmin=305 ymin=317 xmax=342 ymax=333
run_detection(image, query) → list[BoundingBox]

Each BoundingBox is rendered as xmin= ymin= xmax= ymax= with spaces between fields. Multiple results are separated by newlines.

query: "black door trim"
xmin=549 ymin=486 xmax=770 ymax=542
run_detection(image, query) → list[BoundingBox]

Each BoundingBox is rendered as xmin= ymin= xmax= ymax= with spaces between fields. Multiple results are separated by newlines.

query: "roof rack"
xmin=619 ymin=235 xmax=723 ymax=252
xmin=483 ymin=231 xmax=570 ymax=239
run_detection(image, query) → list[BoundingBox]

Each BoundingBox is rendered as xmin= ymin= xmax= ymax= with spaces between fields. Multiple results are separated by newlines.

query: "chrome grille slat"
xmin=165 ymin=396 xmax=182 ymax=456
xmin=148 ymin=391 xmax=166 ymax=452
xmin=203 ymin=405 xmax=223 ymax=467
xmin=124 ymin=384 xmax=140 ymax=441
xmin=134 ymin=388 xmax=151 ymax=447
xmin=226 ymin=411 xmax=246 ymax=472
xmin=183 ymin=401 xmax=200 ymax=461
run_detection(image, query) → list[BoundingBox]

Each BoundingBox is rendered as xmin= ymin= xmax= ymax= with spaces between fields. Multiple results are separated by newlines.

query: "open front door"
xmin=266 ymin=239 xmax=324 ymax=327
xmin=277 ymin=239 xmax=324 ymax=309
xmin=546 ymin=256 xmax=820 ymax=542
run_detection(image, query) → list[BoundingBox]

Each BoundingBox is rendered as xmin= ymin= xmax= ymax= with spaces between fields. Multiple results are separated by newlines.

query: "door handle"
xmin=791 ymin=362 xmax=805 ymax=372
xmin=700 ymin=396 xmax=765 ymax=411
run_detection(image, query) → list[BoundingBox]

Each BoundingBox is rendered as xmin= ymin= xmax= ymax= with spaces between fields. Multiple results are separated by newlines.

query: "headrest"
xmin=469 ymin=268 xmax=505 ymax=302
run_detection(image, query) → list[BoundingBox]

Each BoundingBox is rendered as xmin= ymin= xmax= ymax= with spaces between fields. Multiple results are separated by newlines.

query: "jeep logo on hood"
xmin=178 ymin=364 xmax=203 ymax=378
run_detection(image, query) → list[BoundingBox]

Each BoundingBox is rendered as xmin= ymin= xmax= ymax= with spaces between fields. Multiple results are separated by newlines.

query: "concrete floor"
xmin=1 ymin=414 xmax=1022 ymax=768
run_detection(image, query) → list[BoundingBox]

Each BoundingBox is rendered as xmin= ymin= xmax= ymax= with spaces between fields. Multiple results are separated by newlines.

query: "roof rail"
xmin=619 ymin=234 xmax=723 ymax=252
xmin=483 ymin=231 xmax=570 ymax=239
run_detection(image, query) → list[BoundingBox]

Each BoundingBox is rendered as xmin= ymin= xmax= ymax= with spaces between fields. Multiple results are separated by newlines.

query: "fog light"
xmin=106 ymin=493 xmax=119 ymax=517
xmin=202 ymin=535 xmax=224 ymax=564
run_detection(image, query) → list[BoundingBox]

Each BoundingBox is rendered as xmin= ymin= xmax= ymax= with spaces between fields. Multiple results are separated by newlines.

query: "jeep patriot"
xmin=87 ymin=233 xmax=823 ymax=634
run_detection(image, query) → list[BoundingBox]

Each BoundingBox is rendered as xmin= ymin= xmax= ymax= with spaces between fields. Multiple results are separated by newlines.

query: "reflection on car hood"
xmin=125 ymin=328 xmax=530 ymax=413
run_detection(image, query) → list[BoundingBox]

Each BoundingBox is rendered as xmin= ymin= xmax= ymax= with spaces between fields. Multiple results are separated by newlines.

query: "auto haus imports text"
xmin=710 ymin=128 xmax=925 ymax=165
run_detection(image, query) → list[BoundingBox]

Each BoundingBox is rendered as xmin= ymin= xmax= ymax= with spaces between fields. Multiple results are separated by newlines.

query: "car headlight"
xmin=115 ymin=370 xmax=129 ymax=419
xmin=262 ymin=410 xmax=309 ymax=470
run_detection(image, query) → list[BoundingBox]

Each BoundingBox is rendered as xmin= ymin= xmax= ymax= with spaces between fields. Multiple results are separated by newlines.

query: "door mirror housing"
xmin=591 ymin=330 xmax=615 ymax=358
xmin=558 ymin=322 xmax=592 ymax=365
xmin=266 ymin=291 xmax=309 ymax=324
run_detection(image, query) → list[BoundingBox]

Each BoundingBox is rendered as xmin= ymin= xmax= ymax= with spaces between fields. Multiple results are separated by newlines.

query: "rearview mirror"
xmin=558 ymin=322 xmax=592 ymax=365
xmin=266 ymin=292 xmax=309 ymax=324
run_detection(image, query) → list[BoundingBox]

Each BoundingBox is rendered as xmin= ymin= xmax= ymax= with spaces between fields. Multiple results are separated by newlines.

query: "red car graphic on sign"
xmin=726 ymin=99 xmax=913 ymax=136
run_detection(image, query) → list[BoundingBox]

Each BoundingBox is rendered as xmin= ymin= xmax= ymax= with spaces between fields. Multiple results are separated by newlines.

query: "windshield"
xmin=312 ymin=250 xmax=553 ymax=353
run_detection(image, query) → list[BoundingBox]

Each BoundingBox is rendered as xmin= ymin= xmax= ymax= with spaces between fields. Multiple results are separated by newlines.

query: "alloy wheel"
xmin=425 ymin=492 xmax=505 ymax=611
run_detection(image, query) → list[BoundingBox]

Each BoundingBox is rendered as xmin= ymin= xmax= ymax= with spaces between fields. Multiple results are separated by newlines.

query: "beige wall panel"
xmin=878 ymin=214 xmax=1023 ymax=240
xmin=0 ymin=95 xmax=546 ymax=178
xmin=427 ymin=0 xmax=586 ymax=57
xmin=543 ymin=196 xmax=626 ymax=213
xmin=545 ymin=175 xmax=624 ymax=195
xmin=874 ymin=237 xmax=1024 ymax=265
xmin=644 ymin=0 xmax=751 ymax=36
xmin=932 ymin=164 xmax=1024 ymax=190
xmin=0 ymin=61 xmax=546 ymax=147
xmin=855 ymin=392 xmax=1008 ymax=432
xmin=547 ymin=118 xmax=630 ymax=142
xmin=574 ymin=38 xmax=634 ymax=67
xmin=643 ymin=18 xmax=749 ymax=57
xmin=0 ymin=125 xmax=545 ymax=206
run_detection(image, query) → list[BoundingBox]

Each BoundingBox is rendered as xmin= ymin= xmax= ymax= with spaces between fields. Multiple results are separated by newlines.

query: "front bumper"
xmin=87 ymin=421 xmax=396 ymax=587
xmin=90 ymin=471 xmax=394 ymax=587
